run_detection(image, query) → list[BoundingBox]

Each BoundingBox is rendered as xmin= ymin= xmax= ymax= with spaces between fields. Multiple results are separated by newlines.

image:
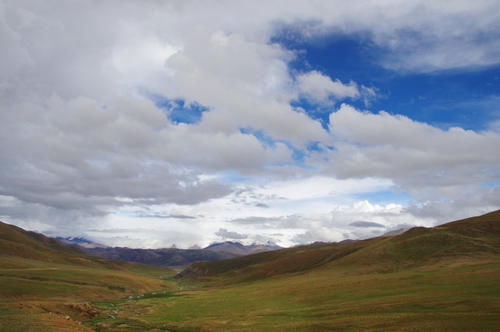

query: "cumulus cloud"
xmin=325 ymin=104 xmax=500 ymax=186
xmin=0 ymin=98 xmax=232 ymax=205
xmin=164 ymin=31 xmax=329 ymax=147
xmin=297 ymin=71 xmax=359 ymax=103
xmin=0 ymin=0 xmax=499 ymax=247
xmin=219 ymin=199 xmax=427 ymax=246
xmin=402 ymin=185 xmax=500 ymax=223
xmin=307 ymin=104 xmax=500 ymax=221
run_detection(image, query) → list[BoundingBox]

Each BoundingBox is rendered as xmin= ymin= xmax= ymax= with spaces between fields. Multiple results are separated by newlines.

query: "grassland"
xmin=0 ymin=255 xmax=176 ymax=331
xmin=86 ymin=258 xmax=500 ymax=331
xmin=1 ymin=211 xmax=500 ymax=331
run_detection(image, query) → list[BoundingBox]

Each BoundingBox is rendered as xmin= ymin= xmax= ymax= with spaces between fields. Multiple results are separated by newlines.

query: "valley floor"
xmin=82 ymin=258 xmax=500 ymax=331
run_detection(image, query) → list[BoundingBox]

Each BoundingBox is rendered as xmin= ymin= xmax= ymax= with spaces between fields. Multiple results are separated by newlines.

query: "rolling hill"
xmin=178 ymin=209 xmax=500 ymax=283
xmin=0 ymin=220 xmax=173 ymax=331
xmin=0 ymin=222 xmax=86 ymax=264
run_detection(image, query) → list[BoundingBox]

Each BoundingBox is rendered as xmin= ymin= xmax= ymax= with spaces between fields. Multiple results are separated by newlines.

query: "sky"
xmin=1 ymin=0 xmax=499 ymax=248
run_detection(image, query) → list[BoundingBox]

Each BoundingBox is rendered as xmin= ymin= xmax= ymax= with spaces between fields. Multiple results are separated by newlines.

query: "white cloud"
xmin=297 ymin=70 xmax=359 ymax=103
xmin=308 ymin=104 xmax=500 ymax=221
xmin=109 ymin=38 xmax=178 ymax=86
xmin=257 ymin=176 xmax=390 ymax=200
xmin=326 ymin=104 xmax=500 ymax=185
xmin=1 ymin=0 xmax=499 ymax=247
xmin=215 ymin=228 xmax=248 ymax=240
xmin=163 ymin=30 xmax=328 ymax=146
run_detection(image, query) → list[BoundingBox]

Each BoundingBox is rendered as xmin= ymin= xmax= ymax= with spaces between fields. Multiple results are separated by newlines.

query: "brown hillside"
xmin=179 ymin=210 xmax=500 ymax=283
xmin=0 ymin=221 xmax=86 ymax=263
xmin=0 ymin=220 xmax=168 ymax=271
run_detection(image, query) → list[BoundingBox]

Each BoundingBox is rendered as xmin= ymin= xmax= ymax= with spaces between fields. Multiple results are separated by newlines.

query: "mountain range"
xmin=54 ymin=237 xmax=281 ymax=266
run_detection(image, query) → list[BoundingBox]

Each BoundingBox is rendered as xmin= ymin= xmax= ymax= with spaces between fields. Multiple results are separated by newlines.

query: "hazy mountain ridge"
xmin=204 ymin=240 xmax=281 ymax=255
xmin=55 ymin=238 xmax=282 ymax=266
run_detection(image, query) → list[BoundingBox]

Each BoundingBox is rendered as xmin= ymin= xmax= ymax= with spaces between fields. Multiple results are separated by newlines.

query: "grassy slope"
xmin=134 ymin=260 xmax=500 ymax=331
xmin=86 ymin=210 xmax=500 ymax=331
xmin=180 ymin=210 xmax=500 ymax=284
xmin=0 ymin=220 xmax=174 ymax=331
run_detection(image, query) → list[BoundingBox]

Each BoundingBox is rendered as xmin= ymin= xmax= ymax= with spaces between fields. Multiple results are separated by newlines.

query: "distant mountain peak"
xmin=205 ymin=241 xmax=245 ymax=249
xmin=204 ymin=241 xmax=281 ymax=257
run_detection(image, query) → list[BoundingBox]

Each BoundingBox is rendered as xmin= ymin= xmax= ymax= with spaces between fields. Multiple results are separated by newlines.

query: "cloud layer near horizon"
xmin=1 ymin=0 xmax=499 ymax=248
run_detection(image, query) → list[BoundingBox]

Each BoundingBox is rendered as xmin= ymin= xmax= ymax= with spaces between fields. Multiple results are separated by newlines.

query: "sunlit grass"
xmin=86 ymin=259 xmax=500 ymax=331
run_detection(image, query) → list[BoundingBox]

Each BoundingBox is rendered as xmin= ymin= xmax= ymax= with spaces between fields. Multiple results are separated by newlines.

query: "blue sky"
xmin=278 ymin=32 xmax=500 ymax=131
xmin=151 ymin=94 xmax=210 ymax=124
xmin=1 ymin=1 xmax=499 ymax=248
